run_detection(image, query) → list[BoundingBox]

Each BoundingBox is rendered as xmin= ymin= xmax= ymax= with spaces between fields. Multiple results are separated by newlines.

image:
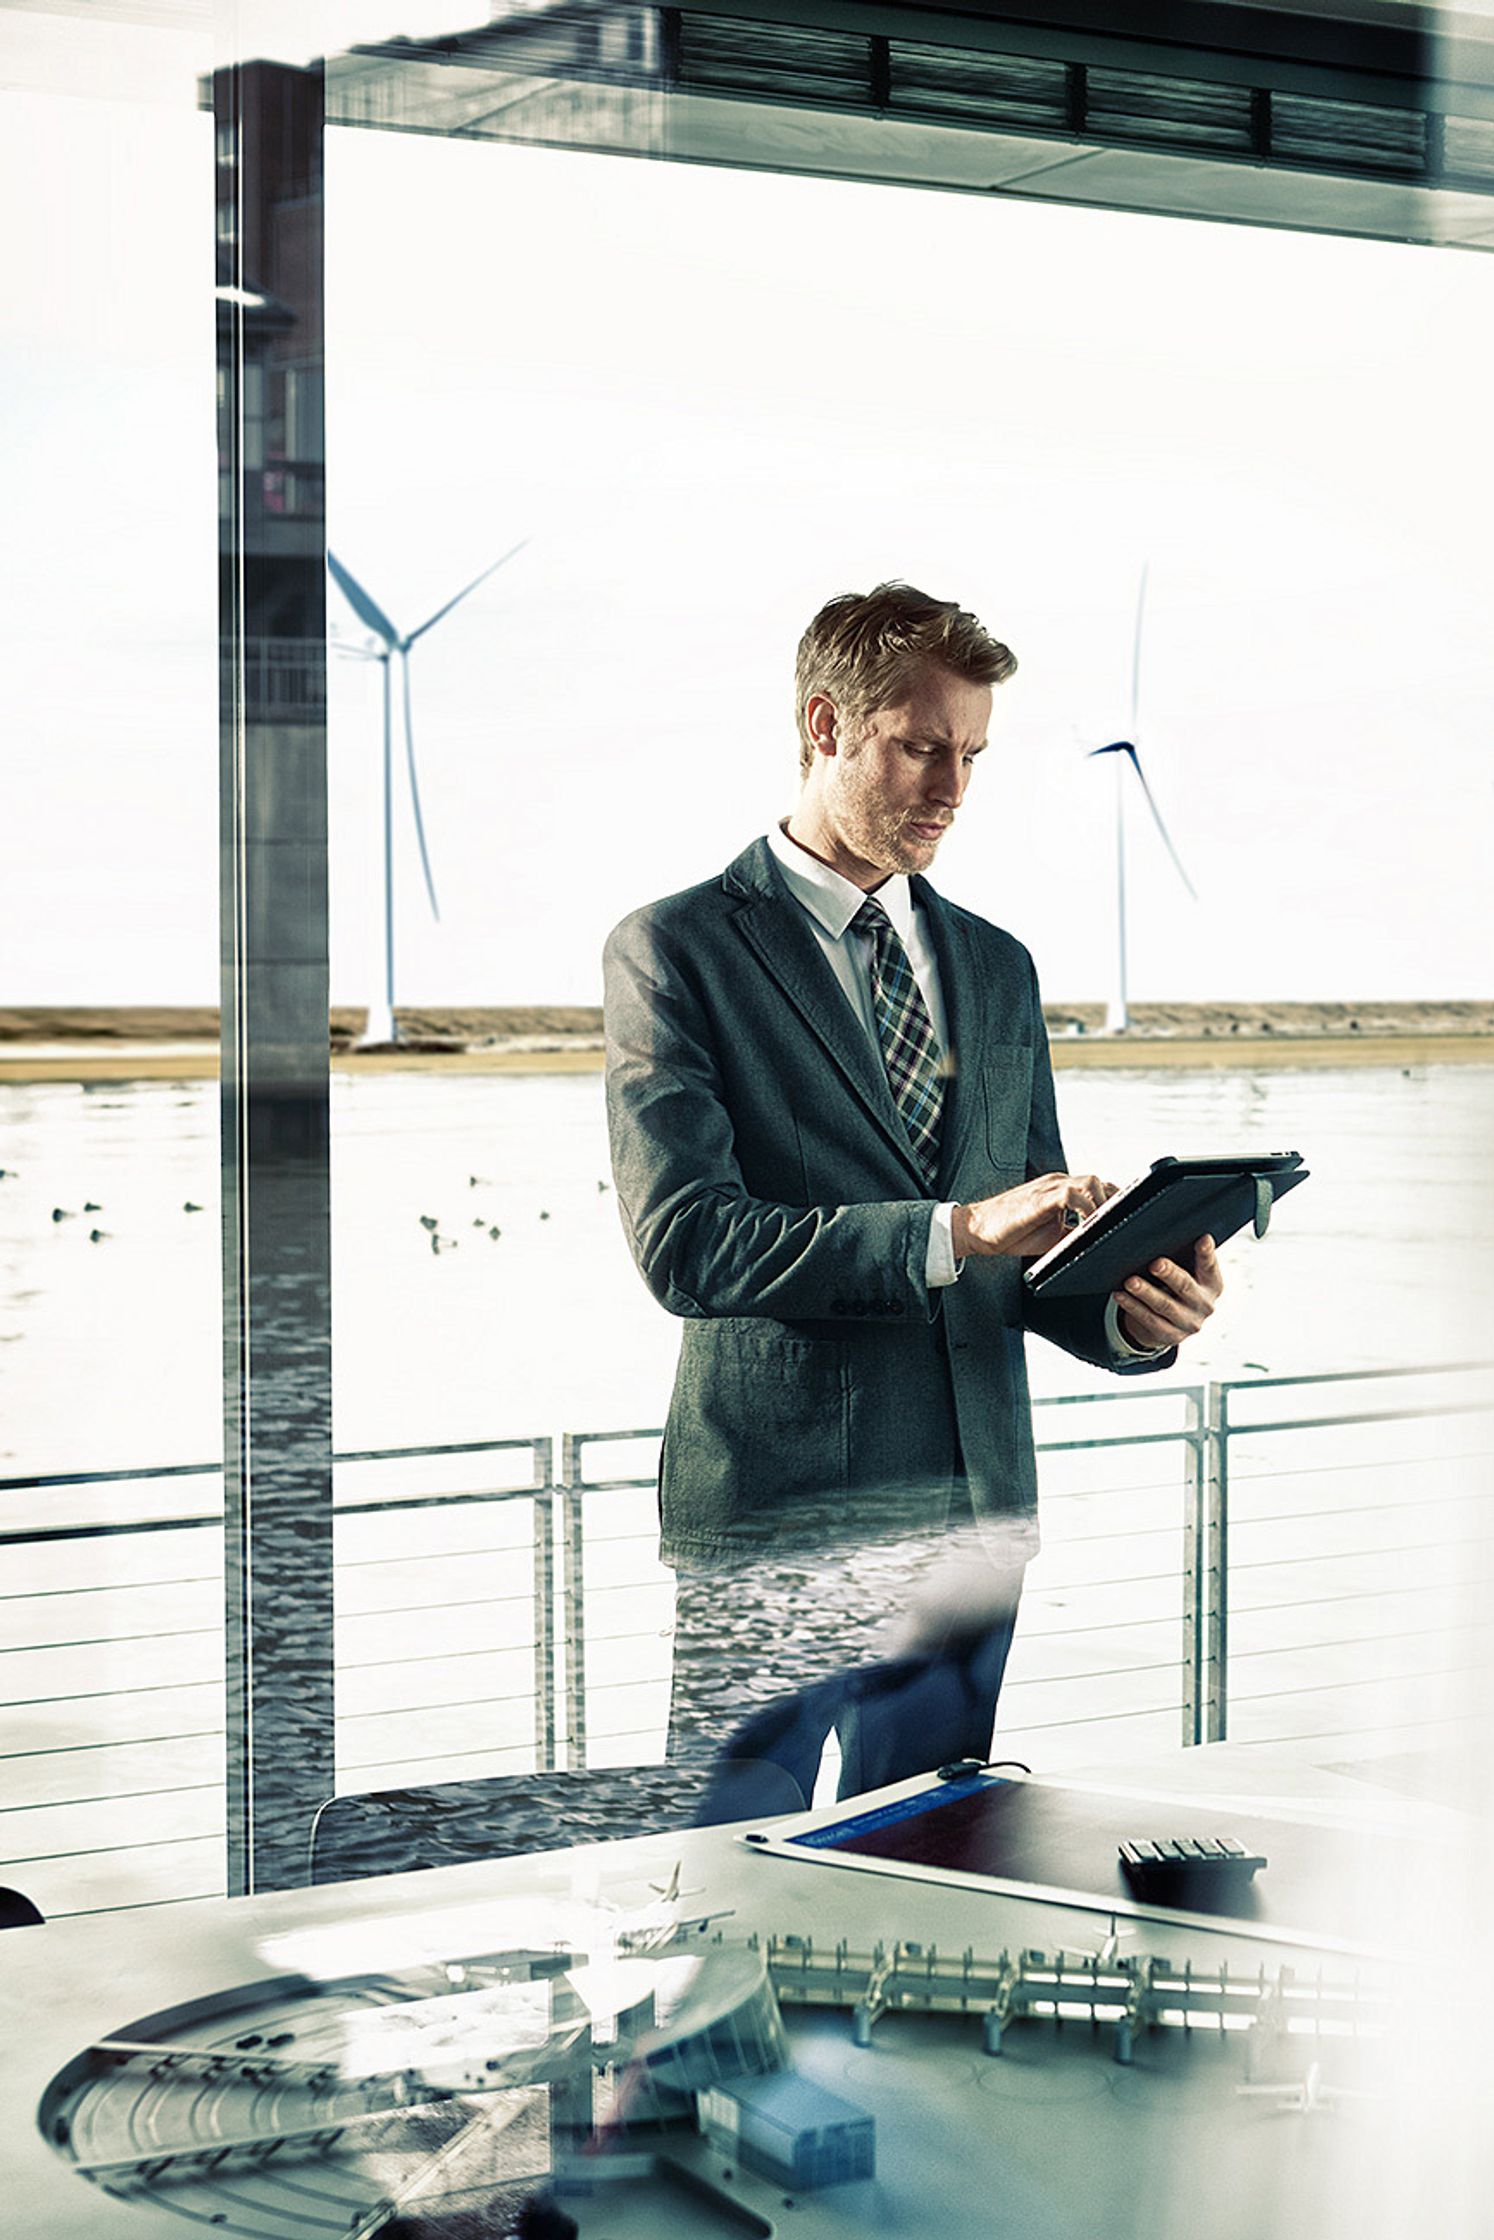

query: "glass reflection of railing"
xmin=222 ymin=635 xmax=327 ymax=721
xmin=2 ymin=1365 xmax=1488 ymax=1918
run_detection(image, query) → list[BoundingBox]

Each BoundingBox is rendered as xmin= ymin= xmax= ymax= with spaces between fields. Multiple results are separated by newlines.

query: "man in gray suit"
xmin=604 ymin=583 xmax=1220 ymax=1808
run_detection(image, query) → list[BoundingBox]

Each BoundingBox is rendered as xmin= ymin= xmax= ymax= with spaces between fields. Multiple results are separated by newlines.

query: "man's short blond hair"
xmin=795 ymin=581 xmax=1017 ymax=774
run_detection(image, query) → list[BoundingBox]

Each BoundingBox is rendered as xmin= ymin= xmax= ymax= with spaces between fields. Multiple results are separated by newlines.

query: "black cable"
xmin=935 ymin=1756 xmax=1031 ymax=1781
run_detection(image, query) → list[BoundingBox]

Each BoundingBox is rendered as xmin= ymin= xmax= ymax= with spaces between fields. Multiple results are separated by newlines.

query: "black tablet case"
xmin=1022 ymin=1153 xmax=1308 ymax=1299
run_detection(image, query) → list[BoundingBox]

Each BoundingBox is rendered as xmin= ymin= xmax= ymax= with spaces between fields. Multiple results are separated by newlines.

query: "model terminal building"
xmin=698 ymin=2069 xmax=877 ymax=2191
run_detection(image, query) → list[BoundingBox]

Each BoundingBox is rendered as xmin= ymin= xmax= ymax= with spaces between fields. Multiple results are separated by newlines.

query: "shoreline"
xmin=4 ymin=1034 xmax=1493 ymax=1082
xmin=3 ymin=1003 xmax=1492 ymax=1082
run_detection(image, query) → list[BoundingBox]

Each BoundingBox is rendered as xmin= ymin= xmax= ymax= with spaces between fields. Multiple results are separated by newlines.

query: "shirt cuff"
xmin=1106 ymin=1295 xmax=1168 ymax=1361
xmin=926 ymin=1202 xmax=963 ymax=1289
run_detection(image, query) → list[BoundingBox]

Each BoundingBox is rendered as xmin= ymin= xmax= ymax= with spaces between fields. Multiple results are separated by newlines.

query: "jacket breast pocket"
xmin=982 ymin=1041 xmax=1035 ymax=1167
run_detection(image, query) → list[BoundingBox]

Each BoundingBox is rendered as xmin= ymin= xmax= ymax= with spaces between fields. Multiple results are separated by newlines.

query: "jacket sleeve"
xmin=603 ymin=907 xmax=936 ymax=1322
xmin=1016 ymin=956 xmax=1177 ymax=1378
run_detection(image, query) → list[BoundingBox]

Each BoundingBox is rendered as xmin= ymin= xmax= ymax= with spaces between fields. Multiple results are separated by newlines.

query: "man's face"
xmin=822 ymin=664 xmax=992 ymax=886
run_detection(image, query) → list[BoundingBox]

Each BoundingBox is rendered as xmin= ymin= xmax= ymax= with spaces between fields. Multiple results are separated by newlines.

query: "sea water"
xmin=3 ymin=1062 xmax=1491 ymax=1913
xmin=1 ymin=1061 xmax=1491 ymax=1491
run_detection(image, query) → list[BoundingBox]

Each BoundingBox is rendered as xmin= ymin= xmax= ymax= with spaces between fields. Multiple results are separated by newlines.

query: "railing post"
xmin=532 ymin=1437 xmax=558 ymax=1773
xmin=558 ymin=1433 xmax=588 ymax=1771
xmin=1203 ymin=1381 xmax=1230 ymax=1743
xmin=1182 ymin=1386 xmax=1206 ymax=1747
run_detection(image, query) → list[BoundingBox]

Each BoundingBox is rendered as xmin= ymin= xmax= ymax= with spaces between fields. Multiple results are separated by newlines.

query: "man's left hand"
xmin=1115 ymin=1235 xmax=1222 ymax=1352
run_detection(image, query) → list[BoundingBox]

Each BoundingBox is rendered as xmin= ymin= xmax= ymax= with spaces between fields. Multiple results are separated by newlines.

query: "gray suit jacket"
xmin=604 ymin=838 xmax=1170 ymax=1568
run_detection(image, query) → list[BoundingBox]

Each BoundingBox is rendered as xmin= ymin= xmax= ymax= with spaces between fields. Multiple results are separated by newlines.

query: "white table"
xmin=1 ymin=1748 xmax=1480 ymax=2240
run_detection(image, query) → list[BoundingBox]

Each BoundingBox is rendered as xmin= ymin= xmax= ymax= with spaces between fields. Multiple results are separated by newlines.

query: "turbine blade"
xmin=1123 ymin=743 xmax=1197 ymax=901
xmin=1131 ymin=562 xmax=1149 ymax=736
xmin=328 ymin=551 xmax=400 ymax=648
xmin=401 ymin=652 xmax=441 ymax=923
xmin=406 ymin=539 xmax=529 ymax=647
xmin=1088 ymin=740 xmax=1132 ymax=758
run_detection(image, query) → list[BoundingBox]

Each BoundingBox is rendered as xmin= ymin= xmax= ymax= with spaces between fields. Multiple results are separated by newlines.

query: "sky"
xmin=2 ymin=14 xmax=1493 ymax=1007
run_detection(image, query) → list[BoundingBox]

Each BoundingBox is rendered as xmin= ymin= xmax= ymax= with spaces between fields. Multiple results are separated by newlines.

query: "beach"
xmin=3 ymin=1001 xmax=1493 ymax=1081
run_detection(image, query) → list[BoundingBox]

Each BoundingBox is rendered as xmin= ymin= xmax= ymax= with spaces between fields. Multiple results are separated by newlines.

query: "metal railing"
xmin=2 ymin=1363 xmax=1489 ymax=1914
xmin=1200 ymin=1363 xmax=1494 ymax=1755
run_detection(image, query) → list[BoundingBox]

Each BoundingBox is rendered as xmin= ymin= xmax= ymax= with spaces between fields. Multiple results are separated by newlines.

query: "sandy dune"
xmin=3 ymin=1001 xmax=1491 ymax=1051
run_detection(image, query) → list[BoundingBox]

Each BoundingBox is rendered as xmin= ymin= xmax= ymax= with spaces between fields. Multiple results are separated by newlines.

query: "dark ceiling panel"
xmin=319 ymin=1 xmax=1494 ymax=251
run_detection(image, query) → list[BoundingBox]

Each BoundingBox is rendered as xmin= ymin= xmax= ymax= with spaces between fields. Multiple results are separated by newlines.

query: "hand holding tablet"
xmin=1023 ymin=1152 xmax=1308 ymax=1301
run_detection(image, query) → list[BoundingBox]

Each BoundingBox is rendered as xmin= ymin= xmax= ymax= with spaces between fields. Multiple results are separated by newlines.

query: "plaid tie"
xmin=852 ymin=896 xmax=945 ymax=1189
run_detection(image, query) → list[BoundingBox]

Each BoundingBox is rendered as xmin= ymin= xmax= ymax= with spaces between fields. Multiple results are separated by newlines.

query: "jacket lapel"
xmin=725 ymin=841 xmax=927 ymax=1186
xmin=914 ymin=876 xmax=988 ymax=1191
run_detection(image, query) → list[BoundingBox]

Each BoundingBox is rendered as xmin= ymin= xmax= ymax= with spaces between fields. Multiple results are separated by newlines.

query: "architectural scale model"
xmin=40 ymin=1876 xmax=1389 ymax=2239
xmin=754 ymin=1930 xmax=1382 ymax=2074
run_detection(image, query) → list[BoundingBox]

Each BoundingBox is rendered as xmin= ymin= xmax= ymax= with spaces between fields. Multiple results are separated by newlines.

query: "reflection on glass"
xmin=315 ymin=28 xmax=1493 ymax=1891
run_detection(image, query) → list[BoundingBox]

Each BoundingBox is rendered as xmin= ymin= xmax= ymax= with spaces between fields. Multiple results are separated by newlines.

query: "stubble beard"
xmin=878 ymin=824 xmax=940 ymax=877
xmin=839 ymin=766 xmax=944 ymax=880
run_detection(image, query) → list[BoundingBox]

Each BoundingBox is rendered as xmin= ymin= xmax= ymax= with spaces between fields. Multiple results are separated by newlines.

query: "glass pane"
xmin=0 ymin=11 xmax=222 ymax=1916
xmin=6 ymin=21 xmax=1487 ymax=2240
xmin=286 ymin=12 xmax=1494 ymax=1897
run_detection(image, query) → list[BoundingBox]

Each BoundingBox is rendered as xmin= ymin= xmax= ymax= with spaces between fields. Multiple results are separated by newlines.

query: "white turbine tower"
xmin=1088 ymin=565 xmax=1197 ymax=1034
xmin=329 ymin=543 xmax=526 ymax=1046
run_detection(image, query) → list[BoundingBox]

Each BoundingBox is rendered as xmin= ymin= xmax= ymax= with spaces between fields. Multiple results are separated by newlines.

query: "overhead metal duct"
xmin=321 ymin=1 xmax=1494 ymax=249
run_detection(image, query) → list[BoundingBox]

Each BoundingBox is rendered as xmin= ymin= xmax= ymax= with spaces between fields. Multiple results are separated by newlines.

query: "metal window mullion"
xmin=218 ymin=54 xmax=251 ymax=1891
xmin=1066 ymin=59 xmax=1088 ymax=135
xmin=869 ymin=32 xmax=890 ymax=109
xmin=216 ymin=54 xmax=334 ymax=1896
xmin=1424 ymin=109 xmax=1446 ymax=183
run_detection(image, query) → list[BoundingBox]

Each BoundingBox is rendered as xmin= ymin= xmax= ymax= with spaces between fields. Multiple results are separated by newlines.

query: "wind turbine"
xmin=1088 ymin=565 xmax=1196 ymax=1033
xmin=329 ymin=541 xmax=527 ymax=1045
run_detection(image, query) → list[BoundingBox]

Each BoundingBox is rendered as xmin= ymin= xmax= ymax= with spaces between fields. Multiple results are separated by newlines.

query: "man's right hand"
xmin=951 ymin=1173 xmax=1117 ymax=1260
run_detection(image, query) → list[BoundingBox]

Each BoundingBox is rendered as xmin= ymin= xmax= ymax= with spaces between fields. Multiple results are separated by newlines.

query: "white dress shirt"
xmin=766 ymin=823 xmax=1154 ymax=1358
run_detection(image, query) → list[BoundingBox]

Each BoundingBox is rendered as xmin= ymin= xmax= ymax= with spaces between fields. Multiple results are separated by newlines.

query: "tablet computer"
xmin=741 ymin=1765 xmax=1406 ymax=1960
xmin=1022 ymin=1152 xmax=1308 ymax=1300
